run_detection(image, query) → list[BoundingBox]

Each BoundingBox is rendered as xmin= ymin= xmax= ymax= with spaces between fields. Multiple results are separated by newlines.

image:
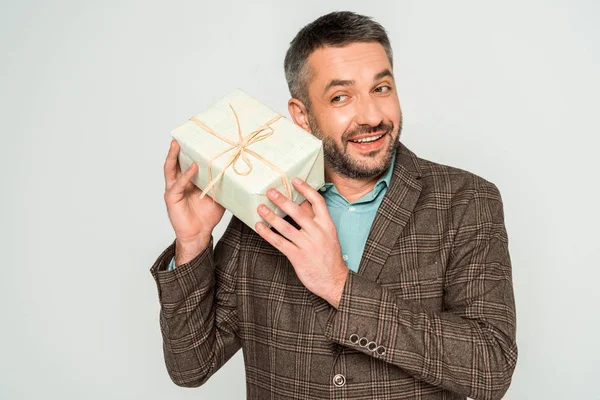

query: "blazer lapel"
xmin=357 ymin=141 xmax=423 ymax=282
xmin=285 ymin=142 xmax=423 ymax=337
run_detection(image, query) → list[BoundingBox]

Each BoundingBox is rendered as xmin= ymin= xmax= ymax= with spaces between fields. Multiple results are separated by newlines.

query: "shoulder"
xmin=397 ymin=145 xmax=508 ymax=233
xmin=396 ymin=143 xmax=502 ymax=201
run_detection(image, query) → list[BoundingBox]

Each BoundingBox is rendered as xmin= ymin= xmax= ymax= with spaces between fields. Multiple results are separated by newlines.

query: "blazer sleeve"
xmin=150 ymin=217 xmax=243 ymax=387
xmin=324 ymin=181 xmax=518 ymax=400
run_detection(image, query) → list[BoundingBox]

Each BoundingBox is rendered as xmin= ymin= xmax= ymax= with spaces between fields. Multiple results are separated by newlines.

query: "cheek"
xmin=381 ymin=99 xmax=402 ymax=126
xmin=319 ymin=108 xmax=354 ymax=139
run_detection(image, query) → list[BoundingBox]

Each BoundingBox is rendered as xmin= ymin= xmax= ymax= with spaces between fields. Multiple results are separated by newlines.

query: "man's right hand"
xmin=163 ymin=139 xmax=226 ymax=266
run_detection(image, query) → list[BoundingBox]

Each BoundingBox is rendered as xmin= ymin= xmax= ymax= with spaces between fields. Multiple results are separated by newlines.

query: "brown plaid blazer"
xmin=150 ymin=142 xmax=517 ymax=400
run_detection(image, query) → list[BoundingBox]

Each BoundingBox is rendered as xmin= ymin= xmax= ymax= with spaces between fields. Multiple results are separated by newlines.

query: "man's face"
xmin=304 ymin=42 xmax=402 ymax=179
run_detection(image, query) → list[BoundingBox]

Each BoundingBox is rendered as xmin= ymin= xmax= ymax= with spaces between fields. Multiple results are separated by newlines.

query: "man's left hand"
xmin=255 ymin=178 xmax=348 ymax=308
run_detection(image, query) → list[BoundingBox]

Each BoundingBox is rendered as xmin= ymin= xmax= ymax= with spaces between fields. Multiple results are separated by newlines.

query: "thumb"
xmin=169 ymin=162 xmax=198 ymax=198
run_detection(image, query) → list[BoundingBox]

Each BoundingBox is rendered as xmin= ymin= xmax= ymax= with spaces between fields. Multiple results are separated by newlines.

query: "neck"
xmin=324 ymin=167 xmax=383 ymax=203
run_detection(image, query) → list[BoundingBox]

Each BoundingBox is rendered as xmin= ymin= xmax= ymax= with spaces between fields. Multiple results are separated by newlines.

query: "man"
xmin=151 ymin=11 xmax=517 ymax=400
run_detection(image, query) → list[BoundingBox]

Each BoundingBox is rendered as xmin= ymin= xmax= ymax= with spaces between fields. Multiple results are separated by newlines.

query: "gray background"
xmin=1 ymin=0 xmax=598 ymax=399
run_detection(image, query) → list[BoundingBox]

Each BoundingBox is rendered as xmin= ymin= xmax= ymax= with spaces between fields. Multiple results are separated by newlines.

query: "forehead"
xmin=306 ymin=42 xmax=392 ymax=87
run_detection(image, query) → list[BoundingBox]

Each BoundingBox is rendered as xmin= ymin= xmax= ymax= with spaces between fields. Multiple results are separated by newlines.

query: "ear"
xmin=288 ymin=98 xmax=311 ymax=133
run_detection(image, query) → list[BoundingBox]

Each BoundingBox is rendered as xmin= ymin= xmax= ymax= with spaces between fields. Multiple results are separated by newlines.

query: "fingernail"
xmin=293 ymin=178 xmax=302 ymax=185
xmin=268 ymin=189 xmax=279 ymax=199
xmin=258 ymin=205 xmax=268 ymax=214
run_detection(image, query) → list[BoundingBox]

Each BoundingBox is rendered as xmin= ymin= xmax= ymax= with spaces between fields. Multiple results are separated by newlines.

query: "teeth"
xmin=353 ymin=134 xmax=383 ymax=143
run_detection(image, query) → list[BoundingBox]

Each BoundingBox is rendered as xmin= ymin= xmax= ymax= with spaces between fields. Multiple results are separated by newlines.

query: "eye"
xmin=375 ymin=85 xmax=392 ymax=93
xmin=331 ymin=94 xmax=348 ymax=103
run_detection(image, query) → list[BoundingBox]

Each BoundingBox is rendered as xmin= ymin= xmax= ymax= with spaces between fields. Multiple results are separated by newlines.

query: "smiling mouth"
xmin=348 ymin=133 xmax=386 ymax=143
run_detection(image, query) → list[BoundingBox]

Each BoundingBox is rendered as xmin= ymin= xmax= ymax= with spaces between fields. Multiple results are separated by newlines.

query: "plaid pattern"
xmin=150 ymin=142 xmax=517 ymax=400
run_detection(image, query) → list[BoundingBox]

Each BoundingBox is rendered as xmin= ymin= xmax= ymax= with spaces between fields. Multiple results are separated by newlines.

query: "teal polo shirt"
xmin=318 ymin=150 xmax=395 ymax=272
xmin=167 ymin=149 xmax=395 ymax=272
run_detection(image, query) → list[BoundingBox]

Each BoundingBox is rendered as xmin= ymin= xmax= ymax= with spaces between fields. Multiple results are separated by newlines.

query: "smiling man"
xmin=151 ymin=11 xmax=518 ymax=400
xmin=294 ymin=43 xmax=400 ymax=182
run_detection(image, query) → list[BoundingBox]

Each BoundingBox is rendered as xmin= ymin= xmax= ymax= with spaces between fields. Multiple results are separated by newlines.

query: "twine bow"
xmin=189 ymin=104 xmax=292 ymax=201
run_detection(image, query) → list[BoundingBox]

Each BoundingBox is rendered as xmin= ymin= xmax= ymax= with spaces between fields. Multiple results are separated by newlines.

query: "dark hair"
xmin=284 ymin=11 xmax=393 ymax=109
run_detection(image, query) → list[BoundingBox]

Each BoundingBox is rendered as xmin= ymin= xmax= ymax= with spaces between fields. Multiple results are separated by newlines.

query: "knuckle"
xmin=326 ymin=222 xmax=337 ymax=235
xmin=280 ymin=223 xmax=296 ymax=238
xmin=314 ymin=195 xmax=326 ymax=206
xmin=271 ymin=234 xmax=284 ymax=248
xmin=290 ymin=208 xmax=306 ymax=221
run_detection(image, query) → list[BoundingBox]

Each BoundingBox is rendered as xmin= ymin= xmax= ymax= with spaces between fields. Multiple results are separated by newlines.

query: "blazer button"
xmin=359 ymin=337 xmax=369 ymax=347
xmin=349 ymin=334 xmax=359 ymax=344
xmin=367 ymin=341 xmax=377 ymax=351
xmin=376 ymin=345 xmax=386 ymax=356
xmin=333 ymin=373 xmax=346 ymax=387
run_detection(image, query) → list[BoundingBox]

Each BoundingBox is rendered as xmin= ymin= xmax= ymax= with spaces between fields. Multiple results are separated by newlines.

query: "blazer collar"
xmin=355 ymin=141 xmax=423 ymax=282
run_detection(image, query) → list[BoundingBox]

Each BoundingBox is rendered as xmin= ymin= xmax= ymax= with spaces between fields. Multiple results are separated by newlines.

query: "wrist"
xmin=174 ymin=233 xmax=211 ymax=266
xmin=326 ymin=268 xmax=348 ymax=309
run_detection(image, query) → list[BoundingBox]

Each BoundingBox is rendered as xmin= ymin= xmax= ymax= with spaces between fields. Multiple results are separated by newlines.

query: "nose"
xmin=354 ymin=95 xmax=384 ymax=128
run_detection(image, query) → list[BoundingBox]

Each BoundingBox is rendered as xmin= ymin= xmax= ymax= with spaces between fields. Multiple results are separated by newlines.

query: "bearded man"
xmin=151 ymin=11 xmax=518 ymax=400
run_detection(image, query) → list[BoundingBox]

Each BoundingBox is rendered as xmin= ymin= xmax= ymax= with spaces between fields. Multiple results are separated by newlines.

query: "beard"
xmin=307 ymin=113 xmax=401 ymax=179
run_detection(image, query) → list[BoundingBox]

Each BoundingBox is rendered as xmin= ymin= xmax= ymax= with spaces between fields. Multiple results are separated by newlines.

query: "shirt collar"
xmin=318 ymin=148 xmax=397 ymax=196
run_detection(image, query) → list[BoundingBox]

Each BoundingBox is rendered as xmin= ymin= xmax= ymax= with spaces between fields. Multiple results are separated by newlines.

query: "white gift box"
xmin=172 ymin=89 xmax=325 ymax=231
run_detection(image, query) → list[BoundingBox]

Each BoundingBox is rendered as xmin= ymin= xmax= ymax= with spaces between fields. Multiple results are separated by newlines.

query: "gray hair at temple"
xmin=284 ymin=11 xmax=393 ymax=110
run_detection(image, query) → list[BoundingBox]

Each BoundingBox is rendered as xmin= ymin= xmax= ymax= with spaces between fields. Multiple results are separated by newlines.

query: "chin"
xmin=321 ymin=130 xmax=399 ymax=179
xmin=334 ymin=148 xmax=395 ymax=179
xmin=353 ymin=157 xmax=390 ymax=176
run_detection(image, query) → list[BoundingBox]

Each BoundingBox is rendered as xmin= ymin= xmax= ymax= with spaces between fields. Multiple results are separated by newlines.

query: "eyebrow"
xmin=324 ymin=79 xmax=354 ymax=92
xmin=374 ymin=69 xmax=394 ymax=81
xmin=323 ymin=69 xmax=394 ymax=92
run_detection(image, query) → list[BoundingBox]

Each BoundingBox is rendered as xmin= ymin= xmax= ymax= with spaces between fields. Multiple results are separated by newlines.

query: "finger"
xmin=299 ymin=200 xmax=316 ymax=219
xmin=257 ymin=204 xmax=305 ymax=246
xmin=292 ymin=178 xmax=329 ymax=218
xmin=164 ymin=140 xmax=181 ymax=190
xmin=168 ymin=161 xmax=198 ymax=197
xmin=266 ymin=188 xmax=318 ymax=232
xmin=255 ymin=221 xmax=296 ymax=257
